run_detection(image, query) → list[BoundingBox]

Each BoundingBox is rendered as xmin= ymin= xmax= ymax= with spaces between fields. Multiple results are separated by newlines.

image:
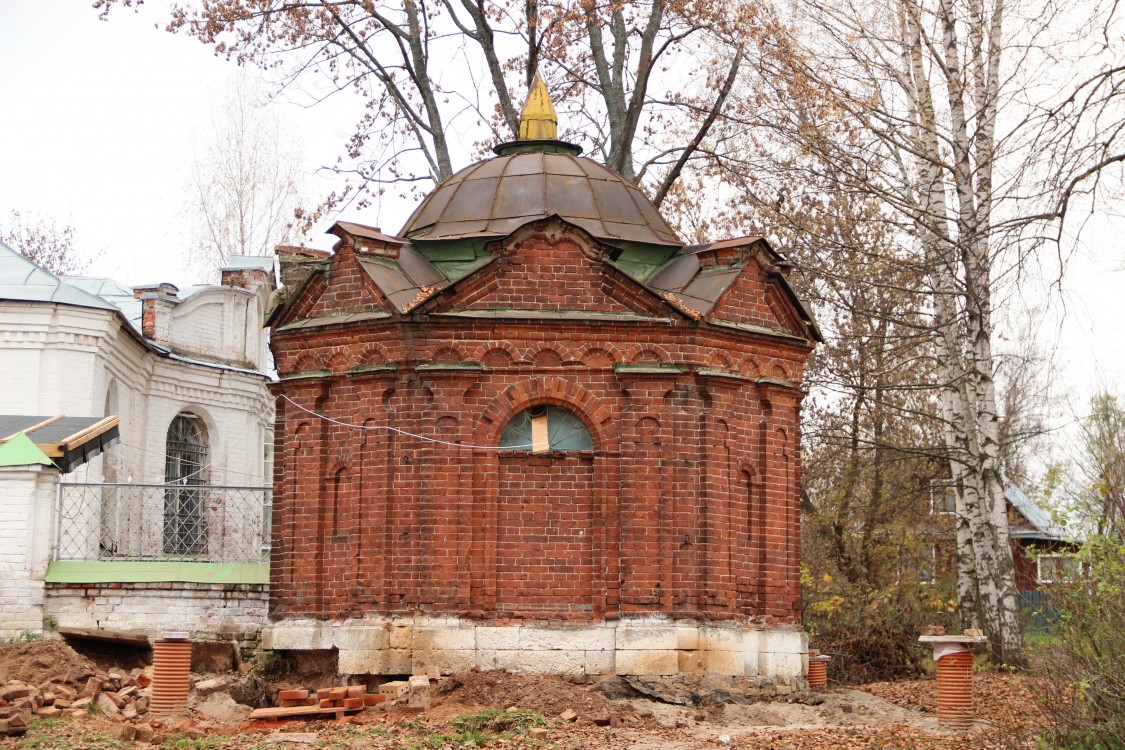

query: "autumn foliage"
xmin=1034 ymin=538 xmax=1125 ymax=748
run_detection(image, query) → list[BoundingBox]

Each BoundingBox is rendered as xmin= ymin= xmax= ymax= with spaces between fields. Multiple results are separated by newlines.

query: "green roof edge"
xmin=44 ymin=560 xmax=269 ymax=585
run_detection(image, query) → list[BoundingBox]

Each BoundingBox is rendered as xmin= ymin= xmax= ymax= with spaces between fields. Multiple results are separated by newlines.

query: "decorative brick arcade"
xmin=264 ymin=79 xmax=820 ymax=679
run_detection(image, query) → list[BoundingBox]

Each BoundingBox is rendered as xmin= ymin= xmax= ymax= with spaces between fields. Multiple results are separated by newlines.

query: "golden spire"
xmin=518 ymin=71 xmax=557 ymax=141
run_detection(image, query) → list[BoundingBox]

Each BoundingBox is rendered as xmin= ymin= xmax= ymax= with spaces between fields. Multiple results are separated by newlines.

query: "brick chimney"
xmin=220 ymin=257 xmax=276 ymax=294
xmin=275 ymin=245 xmax=331 ymax=302
xmin=132 ymin=283 xmax=180 ymax=341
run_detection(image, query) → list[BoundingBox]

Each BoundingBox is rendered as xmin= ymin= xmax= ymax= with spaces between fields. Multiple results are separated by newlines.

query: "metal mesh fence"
xmin=55 ymin=483 xmax=272 ymax=564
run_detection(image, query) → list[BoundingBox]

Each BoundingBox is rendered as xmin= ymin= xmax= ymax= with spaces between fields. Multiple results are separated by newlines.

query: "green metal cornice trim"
xmin=709 ymin=319 xmax=811 ymax=344
xmin=696 ymin=369 xmax=751 ymax=382
xmin=347 ymin=364 xmax=399 ymax=376
xmin=276 ymin=311 xmax=392 ymax=331
xmin=44 ymin=560 xmax=269 ymax=585
xmin=435 ymin=309 xmax=674 ymax=324
xmin=279 ymin=370 xmax=331 ymax=382
xmin=756 ymin=376 xmax=801 ymax=390
xmin=416 ymin=362 xmax=485 ymax=372
xmin=613 ymin=363 xmax=684 ymax=376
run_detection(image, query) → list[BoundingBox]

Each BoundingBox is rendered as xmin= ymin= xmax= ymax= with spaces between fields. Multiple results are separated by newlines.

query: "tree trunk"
xmin=902 ymin=0 xmax=1023 ymax=664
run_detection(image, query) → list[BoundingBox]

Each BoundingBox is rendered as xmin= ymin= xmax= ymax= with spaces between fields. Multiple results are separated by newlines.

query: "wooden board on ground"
xmin=58 ymin=627 xmax=152 ymax=648
xmin=249 ymin=705 xmax=365 ymax=722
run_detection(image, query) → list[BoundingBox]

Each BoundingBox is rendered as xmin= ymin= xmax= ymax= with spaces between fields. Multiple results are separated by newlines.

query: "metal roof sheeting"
xmin=62 ymin=276 xmax=144 ymax=330
xmin=401 ymin=152 xmax=682 ymax=246
xmin=0 ymin=243 xmax=118 ymax=312
xmin=1005 ymin=484 xmax=1072 ymax=542
xmin=222 ymin=256 xmax=275 ymax=272
xmin=357 ymin=245 xmax=450 ymax=313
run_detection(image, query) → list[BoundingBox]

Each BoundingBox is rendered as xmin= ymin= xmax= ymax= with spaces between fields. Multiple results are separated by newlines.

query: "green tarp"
xmin=0 ymin=432 xmax=53 ymax=467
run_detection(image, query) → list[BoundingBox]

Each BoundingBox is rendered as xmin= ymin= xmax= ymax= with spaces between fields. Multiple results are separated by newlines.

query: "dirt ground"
xmin=0 ymin=639 xmax=96 ymax=685
xmin=0 ymin=639 xmax=1044 ymax=750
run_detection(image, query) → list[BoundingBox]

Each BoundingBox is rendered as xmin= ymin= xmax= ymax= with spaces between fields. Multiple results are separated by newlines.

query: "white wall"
xmin=0 ymin=464 xmax=58 ymax=639
xmin=162 ymin=287 xmax=267 ymax=372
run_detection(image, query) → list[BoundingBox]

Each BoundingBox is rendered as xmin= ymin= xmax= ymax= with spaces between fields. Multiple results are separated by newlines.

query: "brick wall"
xmin=495 ymin=454 xmax=595 ymax=619
xmin=268 ymin=223 xmax=811 ymax=628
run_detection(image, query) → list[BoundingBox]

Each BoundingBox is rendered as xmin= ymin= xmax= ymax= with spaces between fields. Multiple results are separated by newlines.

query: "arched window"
xmin=164 ymin=413 xmax=207 ymax=555
xmin=499 ymin=406 xmax=593 ymax=452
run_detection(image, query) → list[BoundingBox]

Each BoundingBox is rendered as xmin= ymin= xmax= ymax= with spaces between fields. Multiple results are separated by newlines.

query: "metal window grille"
xmin=56 ymin=483 xmax=272 ymax=564
xmin=164 ymin=415 xmax=207 ymax=554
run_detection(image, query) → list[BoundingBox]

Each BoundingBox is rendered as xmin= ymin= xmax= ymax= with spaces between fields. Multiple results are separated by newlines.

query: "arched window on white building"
xmin=163 ymin=413 xmax=207 ymax=555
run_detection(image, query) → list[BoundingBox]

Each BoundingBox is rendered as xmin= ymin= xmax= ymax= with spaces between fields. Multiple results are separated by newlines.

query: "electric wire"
xmin=280 ymin=394 xmax=538 ymax=450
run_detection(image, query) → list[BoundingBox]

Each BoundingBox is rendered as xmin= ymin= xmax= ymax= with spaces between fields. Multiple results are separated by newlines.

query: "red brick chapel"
xmin=264 ymin=77 xmax=821 ymax=680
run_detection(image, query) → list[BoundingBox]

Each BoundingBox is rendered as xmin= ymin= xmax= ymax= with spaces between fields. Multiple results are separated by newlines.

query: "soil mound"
xmin=0 ymin=638 xmax=96 ymax=685
xmin=435 ymin=671 xmax=617 ymax=717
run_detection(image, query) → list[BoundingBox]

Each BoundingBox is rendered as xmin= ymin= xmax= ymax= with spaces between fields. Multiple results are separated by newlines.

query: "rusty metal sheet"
xmin=602 ymin=220 xmax=657 ymax=243
xmin=678 ymin=292 xmax=718 ymax=315
xmin=467 ymin=158 xmax=508 ymax=180
xmin=398 ymin=152 xmax=680 ymax=246
xmin=577 ymin=159 xmax=620 ymax=181
xmin=424 ymin=219 xmax=490 ymax=236
xmin=408 ymin=184 xmax=457 ymax=232
xmin=545 ymin=175 xmax=600 ymax=219
xmin=567 ymin=217 xmax=609 ymax=238
xmin=648 ymin=254 xmax=700 ymax=290
xmin=440 ymin=177 xmax=501 ymax=223
xmin=590 ymin=178 xmax=644 ymax=225
xmin=682 ymin=268 xmax=742 ymax=304
xmin=636 ymin=197 xmax=678 ymax=243
xmin=396 ymin=246 xmax=445 ymax=286
xmin=358 ymin=259 xmax=416 ymax=296
xmin=698 ymin=236 xmax=764 ymax=252
xmin=503 ymin=153 xmax=547 ymax=177
xmin=492 ymin=173 xmax=546 ymax=218
xmin=542 ymin=155 xmax=586 ymax=176
xmin=486 ymin=216 xmax=541 ymax=235
xmin=333 ymin=221 xmax=405 ymax=243
xmin=386 ymin=288 xmax=422 ymax=311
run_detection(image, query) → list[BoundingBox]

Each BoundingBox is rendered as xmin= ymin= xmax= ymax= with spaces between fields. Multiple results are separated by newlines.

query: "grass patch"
xmin=450 ymin=707 xmax=545 ymax=734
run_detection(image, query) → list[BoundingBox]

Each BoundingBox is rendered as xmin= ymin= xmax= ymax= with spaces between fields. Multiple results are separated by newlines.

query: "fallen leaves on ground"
xmin=2 ymin=671 xmax=1055 ymax=750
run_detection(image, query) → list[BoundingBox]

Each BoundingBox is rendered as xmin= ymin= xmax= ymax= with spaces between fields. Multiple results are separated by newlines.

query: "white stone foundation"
xmin=263 ymin=617 xmax=808 ymax=678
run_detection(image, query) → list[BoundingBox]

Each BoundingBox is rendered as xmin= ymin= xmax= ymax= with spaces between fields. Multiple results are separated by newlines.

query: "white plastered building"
xmin=0 ymin=244 xmax=274 ymax=641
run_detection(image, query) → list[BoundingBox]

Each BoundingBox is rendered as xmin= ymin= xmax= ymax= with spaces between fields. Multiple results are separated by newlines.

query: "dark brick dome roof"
xmin=400 ymin=151 xmax=682 ymax=247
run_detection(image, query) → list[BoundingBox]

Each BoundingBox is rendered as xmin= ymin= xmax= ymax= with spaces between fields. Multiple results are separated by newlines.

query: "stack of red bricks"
xmin=278 ymin=686 xmax=385 ymax=711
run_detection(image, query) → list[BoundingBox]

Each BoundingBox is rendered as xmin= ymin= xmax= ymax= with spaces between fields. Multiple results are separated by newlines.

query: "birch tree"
xmin=189 ymin=73 xmax=306 ymax=275
xmin=187 ymin=73 xmax=304 ymax=276
xmin=743 ymin=0 xmax=1125 ymax=666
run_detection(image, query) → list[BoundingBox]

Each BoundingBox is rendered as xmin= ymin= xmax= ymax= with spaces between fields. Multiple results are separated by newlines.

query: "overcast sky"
xmin=0 ymin=1 xmax=383 ymax=283
xmin=1 ymin=2 xmax=1121 ymax=435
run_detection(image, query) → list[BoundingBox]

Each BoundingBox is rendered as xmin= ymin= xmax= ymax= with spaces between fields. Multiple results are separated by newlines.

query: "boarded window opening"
xmin=499 ymin=406 xmax=593 ymax=452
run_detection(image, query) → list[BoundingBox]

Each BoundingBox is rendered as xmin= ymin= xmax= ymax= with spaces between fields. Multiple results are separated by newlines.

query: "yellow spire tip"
xmin=519 ymin=71 xmax=558 ymax=141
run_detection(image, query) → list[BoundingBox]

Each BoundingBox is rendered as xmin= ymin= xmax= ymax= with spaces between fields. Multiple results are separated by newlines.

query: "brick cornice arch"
xmin=480 ymin=376 xmax=617 ymax=451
